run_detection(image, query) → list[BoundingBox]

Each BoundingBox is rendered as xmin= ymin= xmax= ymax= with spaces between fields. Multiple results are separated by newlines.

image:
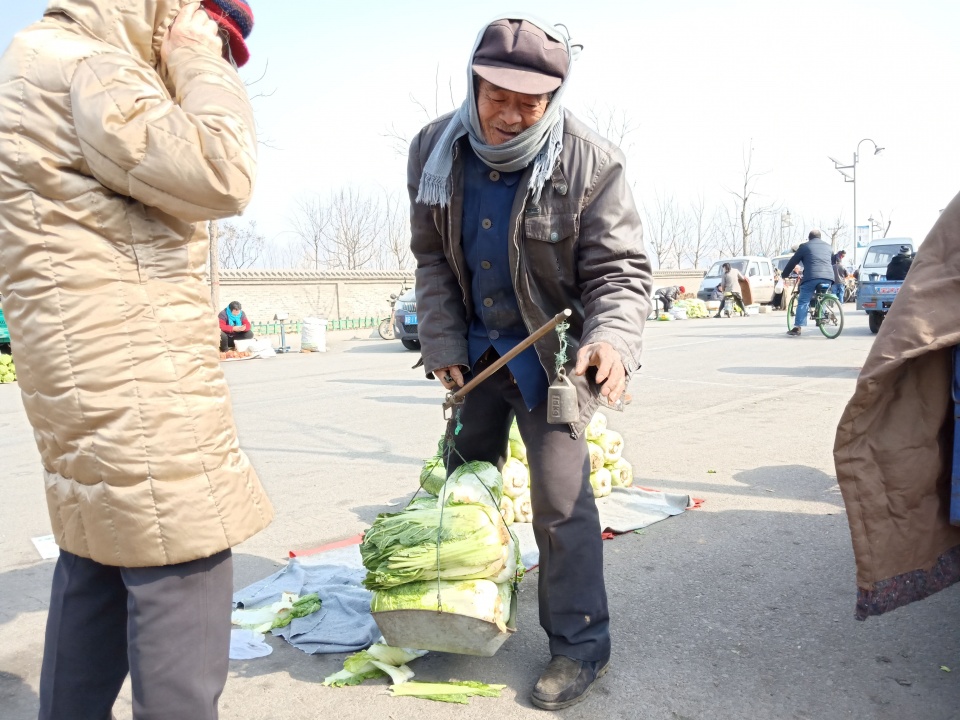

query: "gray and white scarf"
xmin=416 ymin=14 xmax=576 ymax=208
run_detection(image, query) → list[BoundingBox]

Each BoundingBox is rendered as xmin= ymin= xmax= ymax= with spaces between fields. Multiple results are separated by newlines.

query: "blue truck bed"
xmin=857 ymin=279 xmax=903 ymax=334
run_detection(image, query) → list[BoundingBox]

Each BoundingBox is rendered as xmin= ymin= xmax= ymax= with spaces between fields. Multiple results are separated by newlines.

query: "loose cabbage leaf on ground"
xmin=389 ymin=680 xmax=506 ymax=704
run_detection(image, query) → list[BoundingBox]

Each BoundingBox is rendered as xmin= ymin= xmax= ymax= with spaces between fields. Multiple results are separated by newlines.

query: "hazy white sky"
xmin=3 ymin=1 xmax=958 ymax=267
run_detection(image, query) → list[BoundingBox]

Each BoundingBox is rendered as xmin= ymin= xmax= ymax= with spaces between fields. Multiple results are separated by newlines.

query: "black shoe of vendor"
xmin=531 ymin=655 xmax=610 ymax=710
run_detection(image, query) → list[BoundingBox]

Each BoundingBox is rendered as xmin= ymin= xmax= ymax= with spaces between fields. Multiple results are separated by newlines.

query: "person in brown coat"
xmin=409 ymin=16 xmax=651 ymax=710
xmin=835 ymin=191 xmax=960 ymax=620
xmin=0 ymin=2 xmax=272 ymax=717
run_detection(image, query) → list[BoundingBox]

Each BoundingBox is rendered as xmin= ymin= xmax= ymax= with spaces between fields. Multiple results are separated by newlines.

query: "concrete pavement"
xmin=1 ymin=308 xmax=958 ymax=719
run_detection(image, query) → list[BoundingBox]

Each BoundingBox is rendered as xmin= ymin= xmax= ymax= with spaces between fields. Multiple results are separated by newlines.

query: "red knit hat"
xmin=679 ymin=286 xmax=686 ymax=293
xmin=201 ymin=0 xmax=253 ymax=67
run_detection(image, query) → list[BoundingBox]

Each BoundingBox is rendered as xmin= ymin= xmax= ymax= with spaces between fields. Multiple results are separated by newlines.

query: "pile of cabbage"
xmin=420 ymin=412 xmax=634 ymax=523
xmin=673 ymin=299 xmax=709 ymax=319
xmin=500 ymin=411 xmax=634 ymax=509
xmin=584 ymin=411 xmax=634 ymax=498
xmin=0 ymin=355 xmax=15 ymax=384
xmin=361 ymin=459 xmax=520 ymax=635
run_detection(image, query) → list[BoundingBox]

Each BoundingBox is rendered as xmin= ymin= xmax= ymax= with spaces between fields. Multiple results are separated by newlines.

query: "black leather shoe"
xmin=531 ymin=655 xmax=610 ymax=710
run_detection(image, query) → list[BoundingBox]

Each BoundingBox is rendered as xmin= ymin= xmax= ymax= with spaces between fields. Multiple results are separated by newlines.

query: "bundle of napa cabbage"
xmin=594 ymin=429 xmax=623 ymax=464
xmin=507 ymin=420 xmax=527 ymax=464
xmin=406 ymin=496 xmax=439 ymax=510
xmin=587 ymin=441 xmax=605 ymax=472
xmin=589 ymin=467 xmax=612 ymax=498
xmin=512 ymin=493 xmax=533 ymax=523
xmin=585 ymin=411 xmax=607 ymax=441
xmin=498 ymin=495 xmax=515 ymax=525
xmin=501 ymin=457 xmax=529 ymax=499
xmin=607 ymin=457 xmax=633 ymax=488
xmin=361 ymin=504 xmax=510 ymax=591
xmin=371 ymin=579 xmax=512 ymax=632
xmin=438 ymin=461 xmax=503 ymax=509
xmin=419 ymin=454 xmax=446 ymax=497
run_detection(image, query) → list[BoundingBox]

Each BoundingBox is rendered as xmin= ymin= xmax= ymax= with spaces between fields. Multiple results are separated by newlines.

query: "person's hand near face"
xmin=161 ymin=3 xmax=223 ymax=64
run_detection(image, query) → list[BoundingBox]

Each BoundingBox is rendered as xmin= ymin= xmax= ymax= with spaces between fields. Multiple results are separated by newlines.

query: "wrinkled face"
xmin=476 ymin=79 xmax=549 ymax=145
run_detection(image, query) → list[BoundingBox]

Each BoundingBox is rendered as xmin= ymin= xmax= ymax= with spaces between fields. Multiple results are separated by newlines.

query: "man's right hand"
xmin=161 ymin=3 xmax=223 ymax=64
xmin=435 ymin=365 xmax=465 ymax=391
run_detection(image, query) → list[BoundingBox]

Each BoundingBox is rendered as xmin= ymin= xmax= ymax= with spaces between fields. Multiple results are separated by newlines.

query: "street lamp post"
xmin=830 ymin=138 xmax=883 ymax=267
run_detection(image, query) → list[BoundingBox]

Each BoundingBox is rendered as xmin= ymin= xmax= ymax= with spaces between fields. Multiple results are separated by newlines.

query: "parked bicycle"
xmin=786 ymin=280 xmax=844 ymax=338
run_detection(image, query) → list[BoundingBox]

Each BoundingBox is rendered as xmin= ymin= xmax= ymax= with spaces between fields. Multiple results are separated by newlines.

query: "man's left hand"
xmin=575 ymin=342 xmax=627 ymax=404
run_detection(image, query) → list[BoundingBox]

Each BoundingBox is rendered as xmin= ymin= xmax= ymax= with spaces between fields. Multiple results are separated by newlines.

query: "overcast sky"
xmin=3 ymin=1 xmax=958 ymax=267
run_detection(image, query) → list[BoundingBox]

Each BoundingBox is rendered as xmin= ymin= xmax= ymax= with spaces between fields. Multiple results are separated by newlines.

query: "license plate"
xmin=405 ymin=314 xmax=418 ymax=325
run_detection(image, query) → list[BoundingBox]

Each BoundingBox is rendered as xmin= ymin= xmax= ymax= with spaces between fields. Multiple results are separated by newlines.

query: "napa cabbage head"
xmin=439 ymin=461 xmax=503 ymax=508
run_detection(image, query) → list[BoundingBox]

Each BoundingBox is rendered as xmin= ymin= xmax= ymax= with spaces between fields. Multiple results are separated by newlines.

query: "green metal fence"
xmin=250 ymin=318 xmax=382 ymax=335
xmin=325 ymin=317 xmax=380 ymax=331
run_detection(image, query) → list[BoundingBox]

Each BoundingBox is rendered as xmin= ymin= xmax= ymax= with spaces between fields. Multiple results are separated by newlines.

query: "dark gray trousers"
xmin=39 ymin=548 xmax=233 ymax=720
xmin=445 ymin=358 xmax=611 ymax=662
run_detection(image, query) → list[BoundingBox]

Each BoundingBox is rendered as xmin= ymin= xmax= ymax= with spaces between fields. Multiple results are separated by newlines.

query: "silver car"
xmin=392 ymin=287 xmax=420 ymax=351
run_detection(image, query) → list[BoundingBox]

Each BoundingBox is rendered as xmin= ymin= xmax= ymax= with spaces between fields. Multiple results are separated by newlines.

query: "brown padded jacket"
xmin=834 ymin=189 xmax=960 ymax=618
xmin=408 ymin=110 xmax=652 ymax=437
xmin=0 ymin=0 xmax=273 ymax=567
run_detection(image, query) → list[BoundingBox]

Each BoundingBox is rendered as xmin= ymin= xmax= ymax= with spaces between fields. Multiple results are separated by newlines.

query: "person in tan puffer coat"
xmin=0 ymin=1 xmax=273 ymax=717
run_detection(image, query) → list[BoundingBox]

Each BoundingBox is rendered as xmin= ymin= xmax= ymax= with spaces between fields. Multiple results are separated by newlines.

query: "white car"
xmin=697 ymin=256 xmax=776 ymax=303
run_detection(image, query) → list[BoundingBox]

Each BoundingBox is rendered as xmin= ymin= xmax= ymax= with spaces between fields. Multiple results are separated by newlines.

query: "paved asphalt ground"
xmin=1 ymin=308 xmax=958 ymax=719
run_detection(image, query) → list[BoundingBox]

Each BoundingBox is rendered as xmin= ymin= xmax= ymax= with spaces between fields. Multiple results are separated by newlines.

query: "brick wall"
xmin=213 ymin=270 xmax=414 ymax=325
xmin=211 ymin=268 xmax=705 ymax=325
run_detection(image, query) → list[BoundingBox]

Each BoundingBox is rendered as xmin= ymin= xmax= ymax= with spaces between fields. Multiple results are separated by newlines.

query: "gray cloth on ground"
xmin=232 ymin=560 xmax=379 ymax=655
xmin=510 ymin=486 xmax=691 ymax=567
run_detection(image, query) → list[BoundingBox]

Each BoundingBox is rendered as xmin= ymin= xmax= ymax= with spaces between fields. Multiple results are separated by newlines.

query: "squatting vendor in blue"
xmin=408 ymin=16 xmax=652 ymax=711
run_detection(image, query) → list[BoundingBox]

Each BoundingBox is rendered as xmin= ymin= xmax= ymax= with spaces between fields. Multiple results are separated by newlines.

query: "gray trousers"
xmin=39 ymin=548 xmax=233 ymax=720
xmin=445 ymin=355 xmax=611 ymax=662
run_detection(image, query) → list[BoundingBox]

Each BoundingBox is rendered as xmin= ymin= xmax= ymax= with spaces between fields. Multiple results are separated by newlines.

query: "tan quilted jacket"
xmin=0 ymin=0 xmax=273 ymax=567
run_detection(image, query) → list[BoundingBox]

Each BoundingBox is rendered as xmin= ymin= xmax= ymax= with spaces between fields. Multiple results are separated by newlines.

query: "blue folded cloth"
xmin=233 ymin=560 xmax=380 ymax=655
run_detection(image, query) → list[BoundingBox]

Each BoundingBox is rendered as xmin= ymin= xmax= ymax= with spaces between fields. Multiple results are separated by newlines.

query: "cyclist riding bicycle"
xmin=782 ymin=229 xmax=834 ymax=337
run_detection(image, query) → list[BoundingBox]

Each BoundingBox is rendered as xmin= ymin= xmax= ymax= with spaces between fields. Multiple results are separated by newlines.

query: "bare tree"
xmin=643 ymin=192 xmax=682 ymax=269
xmin=715 ymin=203 xmax=742 ymax=258
xmin=668 ymin=210 xmax=690 ymax=269
xmin=261 ymin=237 xmax=300 ymax=270
xmin=383 ymin=66 xmax=458 ymax=157
xmin=751 ymin=209 xmax=785 ymax=259
xmin=824 ymin=214 xmax=847 ymax=252
xmin=725 ymin=142 xmax=775 ymax=255
xmin=217 ymin=219 xmax=265 ymax=269
xmin=583 ymin=104 xmax=639 ymax=152
xmin=243 ymin=61 xmax=279 ymax=150
xmin=289 ymin=196 xmax=330 ymax=270
xmin=325 ymin=188 xmax=382 ymax=270
xmin=870 ymin=210 xmax=893 ymax=238
xmin=684 ymin=195 xmax=716 ymax=268
xmin=382 ymin=190 xmax=413 ymax=271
